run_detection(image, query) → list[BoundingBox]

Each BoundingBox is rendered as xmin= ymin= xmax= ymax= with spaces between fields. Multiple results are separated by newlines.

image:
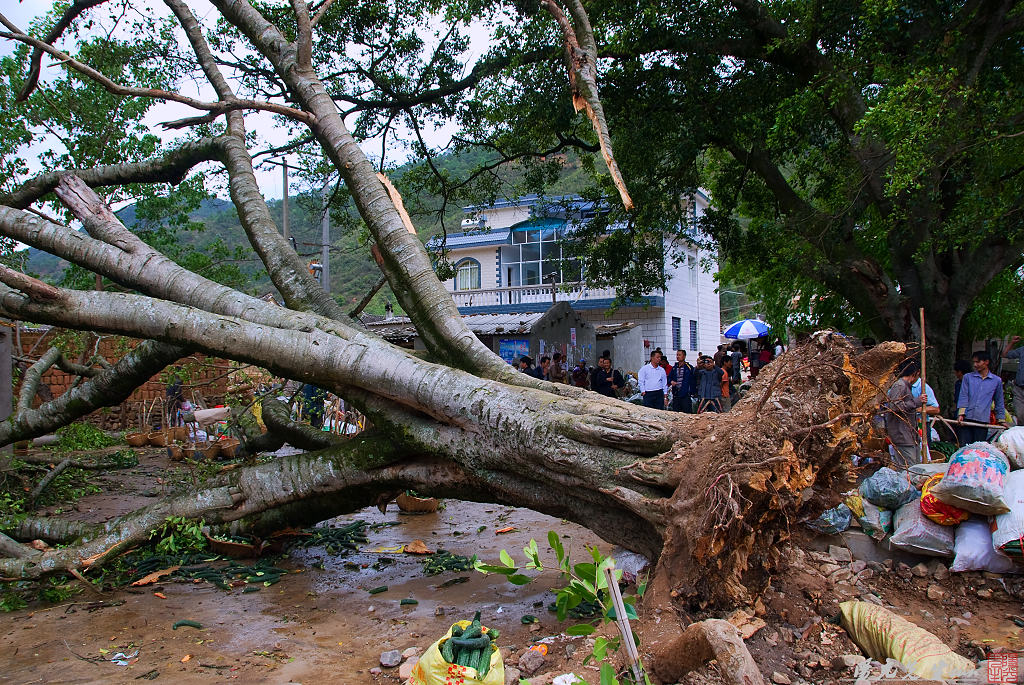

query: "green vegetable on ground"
xmin=172 ymin=619 xmax=203 ymax=630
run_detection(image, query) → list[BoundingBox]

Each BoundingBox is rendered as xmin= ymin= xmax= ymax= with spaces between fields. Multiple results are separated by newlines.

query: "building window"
xmin=454 ymin=258 xmax=481 ymax=290
xmin=502 ymin=221 xmax=582 ymax=286
xmin=672 ymin=317 xmax=681 ymax=351
xmin=689 ymin=320 xmax=698 ymax=351
xmin=688 ymin=253 xmax=698 ymax=288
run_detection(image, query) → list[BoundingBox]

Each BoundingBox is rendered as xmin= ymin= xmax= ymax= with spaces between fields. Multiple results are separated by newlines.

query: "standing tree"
xmin=428 ymin=0 xmax=1024 ymax=404
xmin=0 ymin=2 xmax=908 ymax=678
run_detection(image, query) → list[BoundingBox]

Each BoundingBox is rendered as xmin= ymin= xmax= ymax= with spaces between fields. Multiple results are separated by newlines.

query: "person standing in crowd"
xmin=639 ymin=349 xmax=668 ymax=409
xmin=549 ymin=352 xmax=567 ymax=384
xmin=719 ymin=357 xmax=734 ymax=412
xmin=301 ymin=383 xmax=328 ymax=429
xmin=1003 ymin=335 xmax=1024 ymax=424
xmin=591 ymin=356 xmax=624 ymax=398
xmin=713 ymin=344 xmax=727 ymax=367
xmin=654 ymin=347 xmax=671 ymax=377
xmin=668 ymin=349 xmax=695 ymax=413
xmin=957 ymin=350 xmax=1008 ymax=443
xmin=911 ymin=374 xmax=941 ymax=445
xmin=572 ymin=359 xmax=590 ymax=388
xmin=518 ymin=356 xmax=536 ymax=376
xmin=536 ymin=356 xmax=551 ymax=380
xmin=696 ymin=356 xmax=724 ymax=413
xmin=730 ymin=343 xmax=743 ymax=384
xmin=885 ymin=360 xmax=927 ymax=467
xmin=953 ymin=359 xmax=971 ymax=405
xmin=749 ymin=339 xmax=764 ymax=378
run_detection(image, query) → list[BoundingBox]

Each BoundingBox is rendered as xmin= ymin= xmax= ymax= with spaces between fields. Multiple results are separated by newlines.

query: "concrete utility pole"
xmin=320 ymin=182 xmax=331 ymax=294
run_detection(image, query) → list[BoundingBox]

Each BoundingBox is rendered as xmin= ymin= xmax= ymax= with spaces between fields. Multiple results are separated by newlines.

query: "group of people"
xmin=516 ymin=340 xmax=788 ymax=413
xmin=884 ymin=335 xmax=1024 ymax=468
xmin=517 ymin=352 xmax=625 ymax=398
xmin=638 ymin=347 xmax=743 ymax=413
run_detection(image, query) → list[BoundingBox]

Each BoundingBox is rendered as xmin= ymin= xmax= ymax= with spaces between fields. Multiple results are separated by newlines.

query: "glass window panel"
xmin=503 ymin=245 xmax=520 ymax=262
xmin=526 ymin=229 xmax=541 ymax=243
xmin=540 ymin=243 xmax=560 ymax=260
xmin=521 ymin=243 xmax=540 ymax=261
xmin=455 ymin=261 xmax=480 ymax=290
xmin=512 ymin=231 xmax=527 ymax=244
xmin=523 ymin=262 xmax=541 ymax=285
xmin=542 ymin=259 xmax=560 ymax=282
xmin=541 ymin=227 xmax=557 ymax=241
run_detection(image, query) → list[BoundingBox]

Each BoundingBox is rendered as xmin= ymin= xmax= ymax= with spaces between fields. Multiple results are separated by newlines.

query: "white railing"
xmin=451 ymin=282 xmax=618 ymax=308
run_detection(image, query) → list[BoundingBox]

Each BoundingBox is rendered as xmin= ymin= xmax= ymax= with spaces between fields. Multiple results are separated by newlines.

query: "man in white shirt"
xmin=639 ymin=350 xmax=668 ymax=409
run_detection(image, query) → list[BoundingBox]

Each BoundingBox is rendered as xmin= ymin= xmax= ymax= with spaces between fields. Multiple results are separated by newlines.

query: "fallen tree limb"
xmin=651 ymin=619 xmax=765 ymax=685
xmin=0 ymin=531 xmax=37 ymax=560
xmin=0 ymin=340 xmax=187 ymax=448
xmin=28 ymin=458 xmax=72 ymax=505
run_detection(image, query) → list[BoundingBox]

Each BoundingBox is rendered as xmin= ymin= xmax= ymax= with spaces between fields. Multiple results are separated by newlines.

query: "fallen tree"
xmin=0 ymin=2 xmax=909 ymax=678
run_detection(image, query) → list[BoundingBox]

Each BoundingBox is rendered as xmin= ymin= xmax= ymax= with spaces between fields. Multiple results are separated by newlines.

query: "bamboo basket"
xmin=170 ymin=426 xmax=188 ymax=442
xmin=218 ymin=438 xmax=240 ymax=458
xmin=125 ymin=432 xmax=149 ymax=447
xmin=182 ymin=445 xmax=198 ymax=460
xmin=166 ymin=445 xmax=184 ymax=461
xmin=396 ymin=493 xmax=440 ymax=513
xmin=202 ymin=528 xmax=260 ymax=558
xmin=148 ymin=431 xmax=169 ymax=447
xmin=198 ymin=442 xmax=221 ymax=460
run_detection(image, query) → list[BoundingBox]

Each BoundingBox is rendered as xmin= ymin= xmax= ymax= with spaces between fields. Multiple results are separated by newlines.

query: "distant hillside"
xmin=22 ymin=149 xmax=595 ymax=315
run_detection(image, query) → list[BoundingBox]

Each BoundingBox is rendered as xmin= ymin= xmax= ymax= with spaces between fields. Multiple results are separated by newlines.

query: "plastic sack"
xmin=838 ymin=601 xmax=976 ymax=680
xmin=919 ymin=473 xmax=970 ymax=526
xmin=407 ymin=621 xmax=503 ymax=685
xmin=807 ymin=503 xmax=851 ymax=534
xmin=993 ymin=470 xmax=1024 ymax=557
xmin=996 ymin=426 xmax=1024 ymax=469
xmin=890 ymin=500 xmax=954 ymax=557
xmin=859 ymin=467 xmax=917 ymax=510
xmin=930 ymin=442 xmax=1010 ymax=515
xmin=951 ymin=518 xmax=1017 ymax=573
xmin=907 ymin=462 xmax=949 ymax=489
xmin=861 ymin=500 xmax=893 ymax=540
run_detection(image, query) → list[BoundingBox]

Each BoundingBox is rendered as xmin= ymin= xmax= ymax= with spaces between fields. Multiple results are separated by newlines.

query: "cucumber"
xmin=450 ymin=636 xmax=490 ymax=650
xmin=476 ymin=645 xmax=492 ymax=676
xmin=441 ymin=637 xmax=455 ymax=664
xmin=367 ymin=585 xmax=388 ymax=594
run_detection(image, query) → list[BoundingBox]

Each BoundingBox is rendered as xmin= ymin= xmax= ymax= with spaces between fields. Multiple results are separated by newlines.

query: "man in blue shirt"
xmin=957 ymin=350 xmax=1008 ymax=444
xmin=1003 ymin=335 xmax=1024 ymax=425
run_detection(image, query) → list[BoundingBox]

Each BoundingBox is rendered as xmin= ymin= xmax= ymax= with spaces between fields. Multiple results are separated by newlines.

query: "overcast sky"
xmin=1 ymin=1 xmax=476 ymax=201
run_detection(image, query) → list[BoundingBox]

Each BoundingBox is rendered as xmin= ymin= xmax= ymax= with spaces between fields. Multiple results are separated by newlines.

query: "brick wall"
xmin=16 ymin=328 xmax=234 ymax=431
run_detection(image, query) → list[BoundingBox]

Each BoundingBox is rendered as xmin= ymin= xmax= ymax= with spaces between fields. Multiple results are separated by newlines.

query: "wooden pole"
xmin=919 ymin=308 xmax=930 ymax=462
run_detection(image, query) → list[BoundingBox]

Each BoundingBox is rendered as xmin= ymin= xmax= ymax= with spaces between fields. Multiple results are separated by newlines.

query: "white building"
xmin=430 ymin=194 xmax=722 ymax=364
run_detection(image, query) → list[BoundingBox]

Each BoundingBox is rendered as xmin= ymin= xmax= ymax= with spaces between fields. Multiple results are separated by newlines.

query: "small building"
xmin=364 ymin=303 xmax=621 ymax=369
xmin=428 ymin=194 xmax=721 ymax=357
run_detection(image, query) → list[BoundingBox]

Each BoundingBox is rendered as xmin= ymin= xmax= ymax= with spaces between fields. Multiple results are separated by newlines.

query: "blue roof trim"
xmin=456 ymin=296 xmax=664 ymax=315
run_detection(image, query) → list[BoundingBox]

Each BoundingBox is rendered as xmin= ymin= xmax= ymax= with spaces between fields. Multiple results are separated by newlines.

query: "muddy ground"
xmin=1 ymin=446 xmax=1021 ymax=685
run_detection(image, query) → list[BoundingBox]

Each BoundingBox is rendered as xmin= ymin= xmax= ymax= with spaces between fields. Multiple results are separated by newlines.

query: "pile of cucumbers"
xmin=441 ymin=611 xmax=499 ymax=676
xmin=288 ymin=520 xmax=369 ymax=555
xmin=422 ymin=549 xmax=474 ymax=576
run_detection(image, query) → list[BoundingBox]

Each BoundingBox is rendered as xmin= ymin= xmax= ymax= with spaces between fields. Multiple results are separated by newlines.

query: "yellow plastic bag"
xmin=407 ymin=620 xmax=504 ymax=685
xmin=844 ymin=493 xmax=865 ymax=518
xmin=838 ymin=601 xmax=975 ymax=680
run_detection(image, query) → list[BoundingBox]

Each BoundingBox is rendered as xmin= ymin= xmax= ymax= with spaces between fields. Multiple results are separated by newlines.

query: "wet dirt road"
xmin=1 ymin=500 xmax=610 ymax=684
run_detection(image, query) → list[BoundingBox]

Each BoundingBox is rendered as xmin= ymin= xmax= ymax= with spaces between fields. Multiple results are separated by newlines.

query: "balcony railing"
xmin=451 ymin=282 xmax=617 ymax=309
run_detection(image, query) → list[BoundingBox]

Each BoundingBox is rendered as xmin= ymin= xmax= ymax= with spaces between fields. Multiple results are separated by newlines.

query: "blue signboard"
xmin=498 ymin=338 xmax=530 ymax=364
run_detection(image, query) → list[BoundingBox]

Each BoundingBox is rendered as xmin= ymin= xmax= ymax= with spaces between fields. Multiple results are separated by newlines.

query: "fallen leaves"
xmin=404 ymin=539 xmax=432 ymax=555
xmin=131 ymin=566 xmax=180 ymax=587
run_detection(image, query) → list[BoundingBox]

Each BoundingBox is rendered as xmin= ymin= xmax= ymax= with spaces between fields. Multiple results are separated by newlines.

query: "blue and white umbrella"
xmin=723 ymin=319 xmax=771 ymax=340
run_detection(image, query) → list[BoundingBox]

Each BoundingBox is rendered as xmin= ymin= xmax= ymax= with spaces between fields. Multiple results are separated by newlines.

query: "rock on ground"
xmin=518 ymin=649 xmax=547 ymax=677
xmin=380 ymin=649 xmax=402 ymax=668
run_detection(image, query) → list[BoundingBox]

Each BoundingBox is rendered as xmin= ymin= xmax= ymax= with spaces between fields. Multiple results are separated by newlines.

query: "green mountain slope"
xmin=22 ymin=150 xmax=595 ymax=315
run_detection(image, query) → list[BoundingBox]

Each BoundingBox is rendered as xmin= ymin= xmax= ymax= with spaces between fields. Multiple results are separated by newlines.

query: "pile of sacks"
xmin=810 ymin=427 xmax=1024 ymax=574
